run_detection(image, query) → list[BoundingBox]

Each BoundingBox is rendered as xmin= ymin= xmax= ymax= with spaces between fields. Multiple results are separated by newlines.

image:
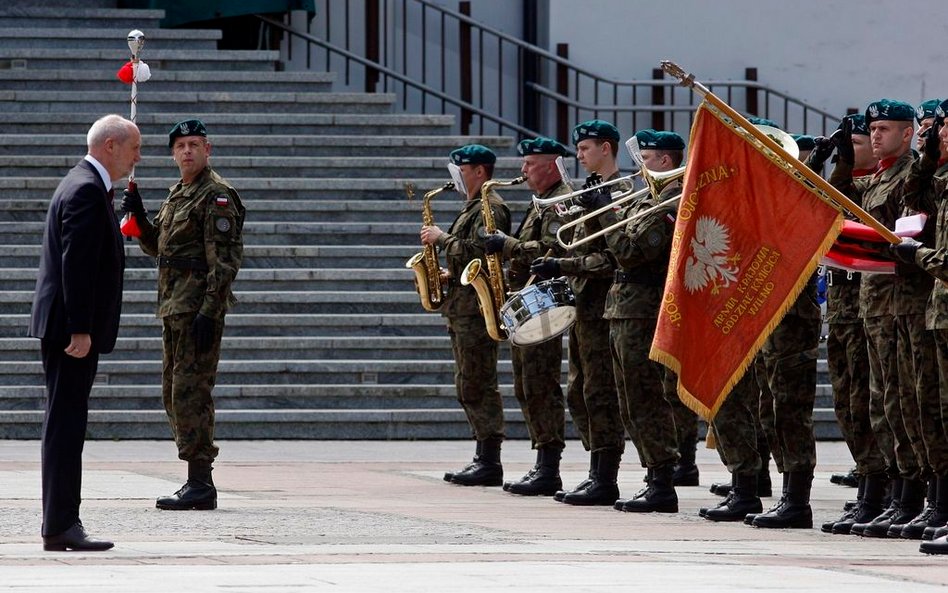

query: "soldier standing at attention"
xmin=121 ymin=119 xmax=245 ymax=511
xmin=485 ymin=137 xmax=570 ymax=496
xmin=531 ymin=120 xmax=625 ymax=506
xmin=421 ymin=144 xmax=511 ymax=487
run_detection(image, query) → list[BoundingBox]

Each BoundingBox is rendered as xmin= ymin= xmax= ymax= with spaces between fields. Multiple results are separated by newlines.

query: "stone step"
xmin=0 ymin=7 xmax=164 ymax=30
xmin=0 ymin=407 xmax=843 ymax=440
xmin=0 ymin=47 xmax=280 ymax=70
xmin=0 ymin=27 xmax=220 ymax=50
xmin=0 ymin=312 xmax=448 ymax=338
xmin=0 ymin=112 xmax=456 ymax=135
xmin=0 ymin=133 xmax=510 ymax=157
xmin=0 ymin=90 xmax=396 ymax=114
xmin=0 ymin=70 xmax=335 ymax=93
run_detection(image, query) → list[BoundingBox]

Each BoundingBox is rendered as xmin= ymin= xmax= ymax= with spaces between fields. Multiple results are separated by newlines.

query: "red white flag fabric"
xmin=649 ymin=102 xmax=843 ymax=420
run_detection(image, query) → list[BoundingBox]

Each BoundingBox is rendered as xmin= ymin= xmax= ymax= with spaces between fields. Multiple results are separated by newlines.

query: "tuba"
xmin=461 ymin=176 xmax=526 ymax=341
xmin=406 ymin=182 xmax=454 ymax=311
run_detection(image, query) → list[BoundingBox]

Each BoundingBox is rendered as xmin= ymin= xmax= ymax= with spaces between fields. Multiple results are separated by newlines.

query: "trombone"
xmin=554 ymin=165 xmax=686 ymax=250
xmin=532 ymin=172 xmax=639 ymax=213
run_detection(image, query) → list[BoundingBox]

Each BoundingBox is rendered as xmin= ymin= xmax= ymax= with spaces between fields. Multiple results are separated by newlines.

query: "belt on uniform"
xmin=156 ymin=256 xmax=208 ymax=272
xmin=614 ymin=269 xmax=664 ymax=286
xmin=826 ymin=270 xmax=860 ymax=286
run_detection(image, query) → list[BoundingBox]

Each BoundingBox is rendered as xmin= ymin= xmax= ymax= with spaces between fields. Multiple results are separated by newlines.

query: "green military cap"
xmin=936 ymin=99 xmax=948 ymax=121
xmin=865 ymin=99 xmax=915 ymax=125
xmin=634 ymin=129 xmax=685 ymax=150
xmin=916 ymin=99 xmax=942 ymax=123
xmin=449 ymin=144 xmax=496 ymax=166
xmin=747 ymin=116 xmax=780 ymax=129
xmin=839 ymin=114 xmax=870 ymax=136
xmin=167 ymin=118 xmax=207 ymax=148
xmin=792 ymin=134 xmax=815 ymax=151
xmin=572 ymin=119 xmax=620 ymax=145
xmin=517 ymin=136 xmax=568 ymax=156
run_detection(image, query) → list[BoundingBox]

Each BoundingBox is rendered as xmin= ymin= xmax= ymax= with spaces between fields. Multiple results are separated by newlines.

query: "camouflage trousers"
xmin=931 ymin=331 xmax=948 ymax=463
xmin=447 ymin=315 xmax=504 ymax=441
xmin=511 ymin=335 xmax=566 ymax=450
xmin=710 ymin=370 xmax=762 ymax=475
xmin=663 ymin=369 xmax=699 ymax=459
xmin=755 ymin=354 xmax=782 ymax=472
xmin=827 ymin=321 xmax=887 ymax=475
xmin=609 ymin=318 xmax=678 ymax=468
xmin=566 ymin=317 xmax=625 ymax=453
xmin=755 ymin=313 xmax=820 ymax=473
xmin=162 ymin=312 xmax=223 ymax=463
xmin=865 ymin=315 xmax=915 ymax=478
xmin=897 ymin=314 xmax=948 ymax=477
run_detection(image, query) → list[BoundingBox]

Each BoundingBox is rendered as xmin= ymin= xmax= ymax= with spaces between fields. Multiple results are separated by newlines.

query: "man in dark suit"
xmin=29 ymin=114 xmax=140 ymax=551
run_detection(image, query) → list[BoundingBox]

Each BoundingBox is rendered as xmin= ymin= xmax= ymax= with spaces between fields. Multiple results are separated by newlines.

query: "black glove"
xmin=529 ymin=257 xmax=561 ymax=280
xmin=833 ymin=117 xmax=855 ymax=165
xmin=924 ymin=118 xmax=942 ymax=162
xmin=191 ymin=312 xmax=216 ymax=354
xmin=807 ymin=135 xmax=835 ymax=170
xmin=889 ymin=237 xmax=922 ymax=264
xmin=484 ymin=231 xmax=508 ymax=255
xmin=577 ymin=185 xmax=612 ymax=211
xmin=121 ymin=187 xmax=146 ymax=217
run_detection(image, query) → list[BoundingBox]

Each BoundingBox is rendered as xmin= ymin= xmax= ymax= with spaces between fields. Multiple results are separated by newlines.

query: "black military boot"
xmin=619 ymin=463 xmax=678 ymax=513
xmin=451 ymin=438 xmax=503 ymax=486
xmin=563 ymin=449 xmax=620 ymax=506
xmin=921 ymin=475 xmax=948 ymax=540
xmin=756 ymin=435 xmax=773 ymax=498
xmin=445 ymin=440 xmax=481 ymax=483
xmin=672 ymin=434 xmax=699 ymax=487
xmin=823 ymin=474 xmax=865 ymax=533
xmin=919 ymin=534 xmax=948 ymax=555
xmin=863 ymin=477 xmax=924 ymax=538
xmin=833 ymin=473 xmax=886 ymax=535
xmin=745 ymin=471 xmax=788 ymax=525
xmin=709 ymin=481 xmax=731 ymax=497
xmin=555 ymin=451 xmax=597 ymax=503
xmin=156 ymin=461 xmax=217 ymax=510
xmin=699 ymin=473 xmax=734 ymax=517
xmin=831 ymin=467 xmax=859 ymax=487
xmin=506 ymin=446 xmax=563 ymax=496
xmin=852 ymin=477 xmax=901 ymax=537
xmin=752 ymin=470 xmax=812 ymax=529
xmin=705 ymin=472 xmax=762 ymax=522
xmin=898 ymin=477 xmax=946 ymax=539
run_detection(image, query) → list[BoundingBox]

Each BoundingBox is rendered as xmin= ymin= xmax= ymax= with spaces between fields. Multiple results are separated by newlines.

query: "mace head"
xmin=127 ymin=30 xmax=145 ymax=56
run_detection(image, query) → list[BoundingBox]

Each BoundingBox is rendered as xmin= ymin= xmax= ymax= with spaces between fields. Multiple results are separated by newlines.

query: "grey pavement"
xmin=0 ymin=439 xmax=945 ymax=592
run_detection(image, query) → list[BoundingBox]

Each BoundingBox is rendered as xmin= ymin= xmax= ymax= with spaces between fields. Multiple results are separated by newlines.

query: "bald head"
xmin=86 ymin=114 xmax=141 ymax=182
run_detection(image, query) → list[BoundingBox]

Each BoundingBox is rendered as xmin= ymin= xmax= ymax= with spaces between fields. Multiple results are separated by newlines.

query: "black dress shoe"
xmin=43 ymin=522 xmax=114 ymax=552
xmin=156 ymin=480 xmax=218 ymax=510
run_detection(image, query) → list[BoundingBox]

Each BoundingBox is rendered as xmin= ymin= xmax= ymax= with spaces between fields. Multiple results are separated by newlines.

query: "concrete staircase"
xmin=0 ymin=5 xmax=841 ymax=440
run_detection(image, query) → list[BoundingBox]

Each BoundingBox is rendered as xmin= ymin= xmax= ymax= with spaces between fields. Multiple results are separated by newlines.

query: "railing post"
xmin=521 ymin=1 xmax=540 ymax=136
xmin=364 ymin=0 xmax=380 ymax=93
xmin=556 ymin=43 xmax=569 ymax=144
xmin=745 ymin=67 xmax=758 ymax=116
xmin=651 ymin=68 xmax=665 ymax=130
xmin=458 ymin=1 xmax=473 ymax=135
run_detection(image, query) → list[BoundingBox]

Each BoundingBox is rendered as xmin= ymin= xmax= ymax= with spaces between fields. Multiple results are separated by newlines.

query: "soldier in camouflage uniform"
xmin=484 ymin=137 xmax=570 ymax=496
xmin=420 ymin=144 xmax=511 ymax=487
xmin=892 ymin=99 xmax=948 ymax=546
xmin=531 ymin=120 xmax=624 ymax=506
xmin=829 ymin=100 xmax=922 ymax=537
xmin=121 ymin=119 xmax=245 ymax=511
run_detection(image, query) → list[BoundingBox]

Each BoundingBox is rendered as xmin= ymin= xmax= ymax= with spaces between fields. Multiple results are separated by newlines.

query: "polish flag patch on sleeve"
xmin=215 ymin=196 xmax=229 ymax=206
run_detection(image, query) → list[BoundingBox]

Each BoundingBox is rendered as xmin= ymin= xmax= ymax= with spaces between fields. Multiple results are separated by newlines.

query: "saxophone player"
xmin=420 ymin=144 xmax=511 ymax=486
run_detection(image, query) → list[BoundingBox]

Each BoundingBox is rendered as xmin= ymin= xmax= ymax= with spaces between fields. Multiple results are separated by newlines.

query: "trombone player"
xmin=420 ymin=144 xmax=511 ymax=486
xmin=484 ymin=137 xmax=570 ymax=496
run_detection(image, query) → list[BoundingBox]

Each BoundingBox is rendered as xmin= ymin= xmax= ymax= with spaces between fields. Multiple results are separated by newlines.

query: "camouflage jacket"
xmin=601 ymin=183 xmax=678 ymax=319
xmin=905 ymin=156 xmax=948 ymax=329
xmin=503 ymin=181 xmax=569 ymax=291
xmin=137 ymin=166 xmax=245 ymax=319
xmin=436 ymin=188 xmax=510 ymax=318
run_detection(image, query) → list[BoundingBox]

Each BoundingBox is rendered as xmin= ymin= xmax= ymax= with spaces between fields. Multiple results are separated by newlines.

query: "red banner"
xmin=649 ymin=103 xmax=842 ymax=420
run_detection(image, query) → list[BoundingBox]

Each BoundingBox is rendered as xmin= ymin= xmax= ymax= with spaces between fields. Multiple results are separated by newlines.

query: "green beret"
xmin=168 ymin=118 xmax=207 ymax=148
xmin=865 ymin=99 xmax=915 ymax=125
xmin=936 ymin=99 xmax=948 ymax=121
xmin=572 ymin=119 xmax=620 ymax=145
xmin=518 ymin=136 xmax=568 ymax=156
xmin=449 ymin=144 xmax=496 ymax=166
xmin=747 ymin=116 xmax=780 ymax=129
xmin=917 ymin=99 xmax=942 ymax=123
xmin=792 ymin=134 xmax=815 ymax=151
xmin=839 ymin=114 xmax=869 ymax=136
xmin=634 ymin=129 xmax=685 ymax=150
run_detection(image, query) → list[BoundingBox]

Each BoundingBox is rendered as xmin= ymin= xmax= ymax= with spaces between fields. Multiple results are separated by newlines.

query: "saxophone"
xmin=405 ymin=181 xmax=454 ymax=311
xmin=461 ymin=176 xmax=526 ymax=341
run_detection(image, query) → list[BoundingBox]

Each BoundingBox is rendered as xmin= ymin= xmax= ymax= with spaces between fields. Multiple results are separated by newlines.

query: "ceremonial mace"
xmin=120 ymin=29 xmax=145 ymax=238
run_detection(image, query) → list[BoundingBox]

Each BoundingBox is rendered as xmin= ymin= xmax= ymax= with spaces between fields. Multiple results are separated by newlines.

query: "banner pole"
xmin=661 ymin=60 xmax=901 ymax=245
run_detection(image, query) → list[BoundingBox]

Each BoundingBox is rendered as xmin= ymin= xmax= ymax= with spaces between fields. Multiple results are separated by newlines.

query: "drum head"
xmin=509 ymin=306 xmax=576 ymax=346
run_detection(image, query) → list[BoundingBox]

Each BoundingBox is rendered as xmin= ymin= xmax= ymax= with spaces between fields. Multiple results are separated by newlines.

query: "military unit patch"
xmin=215 ymin=217 xmax=231 ymax=232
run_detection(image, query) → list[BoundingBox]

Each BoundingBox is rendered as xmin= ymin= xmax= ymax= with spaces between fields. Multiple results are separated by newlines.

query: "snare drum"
xmin=500 ymin=278 xmax=577 ymax=346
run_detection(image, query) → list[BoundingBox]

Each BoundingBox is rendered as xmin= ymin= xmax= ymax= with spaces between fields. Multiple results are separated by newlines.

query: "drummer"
xmin=585 ymin=129 xmax=686 ymax=514
xmin=484 ymin=137 xmax=571 ymax=496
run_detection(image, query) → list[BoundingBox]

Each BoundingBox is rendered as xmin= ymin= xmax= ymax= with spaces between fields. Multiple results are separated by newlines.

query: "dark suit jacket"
xmin=29 ymin=160 xmax=125 ymax=354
